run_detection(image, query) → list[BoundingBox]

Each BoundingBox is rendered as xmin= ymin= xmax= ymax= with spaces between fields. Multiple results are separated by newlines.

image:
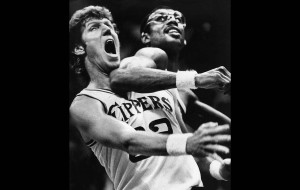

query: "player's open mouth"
xmin=165 ymin=26 xmax=181 ymax=36
xmin=105 ymin=39 xmax=116 ymax=55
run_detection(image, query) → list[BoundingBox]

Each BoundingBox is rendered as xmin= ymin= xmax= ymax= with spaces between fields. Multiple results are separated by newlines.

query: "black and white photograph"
xmin=69 ymin=0 xmax=231 ymax=190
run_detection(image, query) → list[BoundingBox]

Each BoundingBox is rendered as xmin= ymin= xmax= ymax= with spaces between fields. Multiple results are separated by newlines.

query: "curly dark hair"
xmin=69 ymin=5 xmax=119 ymax=81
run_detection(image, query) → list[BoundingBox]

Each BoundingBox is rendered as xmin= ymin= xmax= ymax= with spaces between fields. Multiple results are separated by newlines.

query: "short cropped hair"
xmin=69 ymin=5 xmax=119 ymax=79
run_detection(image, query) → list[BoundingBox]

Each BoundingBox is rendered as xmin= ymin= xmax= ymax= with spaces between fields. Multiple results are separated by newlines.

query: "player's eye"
xmin=175 ymin=17 xmax=182 ymax=23
xmin=89 ymin=27 xmax=96 ymax=31
xmin=155 ymin=15 xmax=167 ymax=22
xmin=89 ymin=25 xmax=99 ymax=31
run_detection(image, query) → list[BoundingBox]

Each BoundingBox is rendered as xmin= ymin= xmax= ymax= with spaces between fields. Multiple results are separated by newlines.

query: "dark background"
xmin=69 ymin=0 xmax=231 ymax=190
xmin=1 ymin=0 xmax=292 ymax=189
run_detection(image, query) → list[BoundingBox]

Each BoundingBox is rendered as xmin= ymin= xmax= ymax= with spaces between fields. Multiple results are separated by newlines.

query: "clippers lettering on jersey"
xmin=108 ymin=102 xmax=119 ymax=119
xmin=129 ymin=99 xmax=142 ymax=113
xmin=161 ymin=97 xmax=172 ymax=112
xmin=148 ymin=96 xmax=164 ymax=109
xmin=137 ymin=97 xmax=153 ymax=111
xmin=107 ymin=95 xmax=173 ymax=122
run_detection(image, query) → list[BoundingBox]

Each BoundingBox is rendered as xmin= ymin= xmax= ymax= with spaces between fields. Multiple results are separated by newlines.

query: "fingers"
xmin=198 ymin=124 xmax=230 ymax=137
xmin=214 ymin=71 xmax=231 ymax=91
xmin=223 ymin=158 xmax=231 ymax=165
xmin=222 ymin=158 xmax=231 ymax=172
xmin=207 ymin=152 xmax=224 ymax=163
xmin=217 ymin=71 xmax=231 ymax=83
xmin=198 ymin=134 xmax=231 ymax=144
xmin=218 ymin=66 xmax=231 ymax=78
xmin=210 ymin=66 xmax=231 ymax=78
xmin=192 ymin=146 xmax=227 ymax=160
xmin=214 ymin=66 xmax=231 ymax=90
xmin=196 ymin=67 xmax=231 ymax=90
xmin=199 ymin=122 xmax=218 ymax=129
xmin=203 ymin=144 xmax=230 ymax=155
xmin=192 ymin=123 xmax=231 ymax=159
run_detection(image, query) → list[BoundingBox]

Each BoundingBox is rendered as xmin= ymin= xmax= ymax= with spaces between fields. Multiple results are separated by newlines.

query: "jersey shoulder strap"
xmin=173 ymin=89 xmax=187 ymax=114
xmin=76 ymin=88 xmax=115 ymax=114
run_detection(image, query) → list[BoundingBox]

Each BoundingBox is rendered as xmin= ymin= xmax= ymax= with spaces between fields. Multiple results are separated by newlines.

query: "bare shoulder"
xmin=135 ymin=47 xmax=167 ymax=59
xmin=136 ymin=47 xmax=168 ymax=70
xmin=70 ymin=96 xmax=105 ymax=126
xmin=70 ymin=96 xmax=90 ymax=116
xmin=119 ymin=47 xmax=168 ymax=70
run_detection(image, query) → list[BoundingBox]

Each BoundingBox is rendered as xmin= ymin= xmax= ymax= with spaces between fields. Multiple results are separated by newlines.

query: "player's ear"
xmin=73 ymin=45 xmax=85 ymax=55
xmin=141 ymin=32 xmax=151 ymax=45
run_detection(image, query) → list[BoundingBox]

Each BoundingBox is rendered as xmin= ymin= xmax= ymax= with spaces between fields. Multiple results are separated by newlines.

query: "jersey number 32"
xmin=129 ymin=118 xmax=173 ymax=163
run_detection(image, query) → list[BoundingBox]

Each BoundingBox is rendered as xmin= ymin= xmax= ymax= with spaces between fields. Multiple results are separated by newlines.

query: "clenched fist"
xmin=195 ymin=66 xmax=231 ymax=91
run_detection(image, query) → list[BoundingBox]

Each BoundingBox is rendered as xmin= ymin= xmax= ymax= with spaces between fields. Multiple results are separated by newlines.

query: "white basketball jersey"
xmin=76 ymin=88 xmax=203 ymax=190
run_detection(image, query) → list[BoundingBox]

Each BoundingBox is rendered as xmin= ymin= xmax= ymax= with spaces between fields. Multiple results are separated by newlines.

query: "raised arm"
xmin=109 ymin=47 xmax=231 ymax=94
xmin=69 ymin=96 xmax=230 ymax=157
xmin=110 ymin=47 xmax=176 ymax=93
xmin=193 ymin=101 xmax=231 ymax=124
xmin=179 ymin=89 xmax=230 ymax=129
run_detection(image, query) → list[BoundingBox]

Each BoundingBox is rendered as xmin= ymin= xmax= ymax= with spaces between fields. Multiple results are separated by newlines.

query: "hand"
xmin=219 ymin=158 xmax=231 ymax=181
xmin=186 ymin=122 xmax=231 ymax=158
xmin=195 ymin=66 xmax=231 ymax=91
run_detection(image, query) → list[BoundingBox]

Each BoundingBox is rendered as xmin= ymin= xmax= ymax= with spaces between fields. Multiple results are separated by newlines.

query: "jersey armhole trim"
xmin=170 ymin=89 xmax=187 ymax=114
xmin=85 ymin=139 xmax=97 ymax=147
xmin=76 ymin=94 xmax=108 ymax=113
xmin=84 ymin=88 xmax=115 ymax=95
xmin=166 ymin=89 xmax=174 ymax=98
xmin=178 ymin=100 xmax=186 ymax=115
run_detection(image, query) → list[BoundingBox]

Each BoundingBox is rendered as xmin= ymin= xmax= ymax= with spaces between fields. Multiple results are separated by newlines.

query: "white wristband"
xmin=166 ymin=133 xmax=193 ymax=156
xmin=176 ymin=70 xmax=197 ymax=89
xmin=209 ymin=160 xmax=227 ymax=181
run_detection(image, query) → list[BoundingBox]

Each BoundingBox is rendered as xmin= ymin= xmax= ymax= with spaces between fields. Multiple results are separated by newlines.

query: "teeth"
xmin=167 ymin=29 xmax=179 ymax=34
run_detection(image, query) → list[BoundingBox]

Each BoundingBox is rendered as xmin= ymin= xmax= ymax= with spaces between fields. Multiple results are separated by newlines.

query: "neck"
xmin=86 ymin=79 xmax=110 ymax=90
xmin=164 ymin=49 xmax=180 ymax=72
xmin=85 ymin=58 xmax=111 ymax=90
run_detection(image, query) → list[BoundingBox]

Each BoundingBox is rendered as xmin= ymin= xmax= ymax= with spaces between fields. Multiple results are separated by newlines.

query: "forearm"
xmin=124 ymin=131 xmax=169 ymax=156
xmin=85 ymin=116 xmax=170 ymax=156
xmin=110 ymin=67 xmax=177 ymax=93
xmin=110 ymin=48 xmax=198 ymax=93
xmin=87 ymin=119 xmax=196 ymax=157
xmin=193 ymin=101 xmax=231 ymax=124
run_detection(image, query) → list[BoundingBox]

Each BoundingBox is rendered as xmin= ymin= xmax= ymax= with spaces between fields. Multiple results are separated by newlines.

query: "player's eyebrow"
xmin=85 ymin=20 xmax=101 ymax=28
xmin=85 ymin=18 xmax=113 ymax=28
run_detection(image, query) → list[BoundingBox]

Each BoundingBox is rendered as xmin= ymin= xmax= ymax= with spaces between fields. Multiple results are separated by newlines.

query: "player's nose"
xmin=166 ymin=15 xmax=178 ymax=26
xmin=103 ymin=28 xmax=112 ymax=36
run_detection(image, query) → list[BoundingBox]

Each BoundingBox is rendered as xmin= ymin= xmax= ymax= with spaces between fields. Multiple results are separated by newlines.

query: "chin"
xmin=105 ymin=55 xmax=120 ymax=63
xmin=110 ymin=61 xmax=120 ymax=69
xmin=164 ymin=41 xmax=183 ymax=50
